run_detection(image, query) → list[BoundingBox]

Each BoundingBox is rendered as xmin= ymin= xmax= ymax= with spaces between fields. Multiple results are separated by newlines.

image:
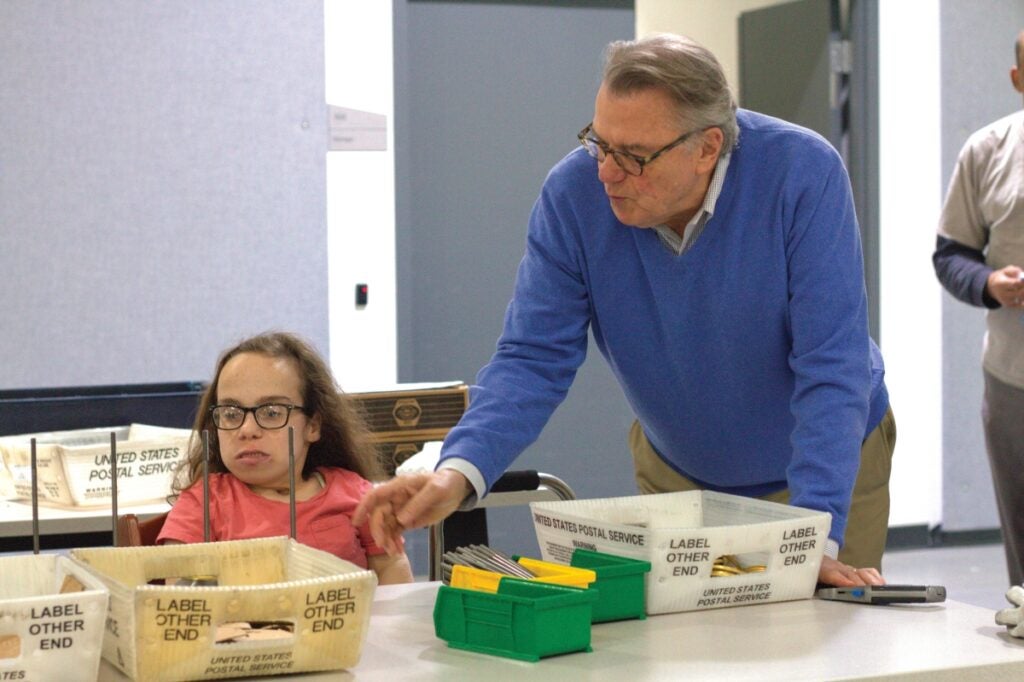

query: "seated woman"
xmin=158 ymin=331 xmax=413 ymax=584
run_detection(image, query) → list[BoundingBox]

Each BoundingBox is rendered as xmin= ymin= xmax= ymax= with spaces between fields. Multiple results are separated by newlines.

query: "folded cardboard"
xmin=349 ymin=383 xmax=468 ymax=475
xmin=531 ymin=491 xmax=830 ymax=615
xmin=0 ymin=424 xmax=189 ymax=507
xmin=0 ymin=554 xmax=110 ymax=682
xmin=70 ymin=537 xmax=376 ymax=681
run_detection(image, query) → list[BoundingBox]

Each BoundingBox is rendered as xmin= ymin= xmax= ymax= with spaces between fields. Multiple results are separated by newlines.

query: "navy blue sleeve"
xmin=932 ymin=235 xmax=999 ymax=309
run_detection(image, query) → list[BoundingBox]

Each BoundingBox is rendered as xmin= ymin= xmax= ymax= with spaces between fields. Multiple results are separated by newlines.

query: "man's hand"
xmin=817 ymin=556 xmax=886 ymax=587
xmin=986 ymin=265 xmax=1024 ymax=307
xmin=354 ymin=470 xmax=472 ymax=555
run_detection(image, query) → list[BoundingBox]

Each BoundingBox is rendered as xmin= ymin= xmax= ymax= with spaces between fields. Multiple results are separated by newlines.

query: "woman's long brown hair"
xmin=171 ymin=331 xmax=382 ymax=499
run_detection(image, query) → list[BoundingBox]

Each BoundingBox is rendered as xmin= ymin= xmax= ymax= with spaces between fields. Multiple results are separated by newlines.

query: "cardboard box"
xmin=70 ymin=537 xmax=377 ymax=681
xmin=349 ymin=383 xmax=468 ymax=475
xmin=0 ymin=424 xmax=189 ymax=508
xmin=0 ymin=554 xmax=110 ymax=682
xmin=372 ymin=437 xmax=441 ymax=476
xmin=530 ymin=491 xmax=831 ymax=615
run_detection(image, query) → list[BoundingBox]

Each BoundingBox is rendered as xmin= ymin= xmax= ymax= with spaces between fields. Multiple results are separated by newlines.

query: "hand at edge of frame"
xmin=354 ymin=470 xmax=471 ymax=555
xmin=817 ymin=556 xmax=886 ymax=587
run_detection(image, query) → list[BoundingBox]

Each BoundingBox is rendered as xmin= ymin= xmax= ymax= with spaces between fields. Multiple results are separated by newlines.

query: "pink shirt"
xmin=157 ymin=467 xmax=389 ymax=568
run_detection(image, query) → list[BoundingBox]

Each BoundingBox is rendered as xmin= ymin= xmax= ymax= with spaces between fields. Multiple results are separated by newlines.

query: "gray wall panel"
xmin=939 ymin=0 xmax=1024 ymax=531
xmin=0 ymin=1 xmax=329 ymax=388
xmin=395 ymin=1 xmax=635 ymax=563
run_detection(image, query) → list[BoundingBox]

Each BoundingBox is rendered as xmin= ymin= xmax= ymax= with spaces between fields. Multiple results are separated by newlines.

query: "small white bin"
xmin=0 ymin=424 xmax=190 ymax=507
xmin=531 ymin=490 xmax=831 ymax=615
xmin=0 ymin=554 xmax=110 ymax=682
xmin=70 ymin=537 xmax=377 ymax=681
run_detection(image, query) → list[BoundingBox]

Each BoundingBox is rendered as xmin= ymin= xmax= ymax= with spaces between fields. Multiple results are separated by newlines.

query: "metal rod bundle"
xmin=440 ymin=544 xmax=536 ymax=584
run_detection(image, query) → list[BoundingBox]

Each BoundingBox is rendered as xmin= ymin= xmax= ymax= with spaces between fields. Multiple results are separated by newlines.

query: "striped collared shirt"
xmin=654 ymin=153 xmax=732 ymax=255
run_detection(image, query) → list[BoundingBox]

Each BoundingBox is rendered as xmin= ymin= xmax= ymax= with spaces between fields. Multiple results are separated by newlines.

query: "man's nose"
xmin=597 ymin=153 xmax=626 ymax=183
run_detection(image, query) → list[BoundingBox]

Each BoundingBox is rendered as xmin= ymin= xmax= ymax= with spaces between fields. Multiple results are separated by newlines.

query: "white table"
xmin=0 ymin=499 xmax=168 ymax=539
xmin=97 ymin=580 xmax=1024 ymax=681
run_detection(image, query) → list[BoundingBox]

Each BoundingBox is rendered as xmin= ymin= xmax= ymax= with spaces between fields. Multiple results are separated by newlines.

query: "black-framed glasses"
xmin=577 ymin=123 xmax=704 ymax=176
xmin=209 ymin=403 xmax=308 ymax=430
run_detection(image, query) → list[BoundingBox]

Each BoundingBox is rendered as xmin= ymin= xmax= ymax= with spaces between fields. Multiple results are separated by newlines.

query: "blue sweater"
xmin=441 ymin=110 xmax=889 ymax=546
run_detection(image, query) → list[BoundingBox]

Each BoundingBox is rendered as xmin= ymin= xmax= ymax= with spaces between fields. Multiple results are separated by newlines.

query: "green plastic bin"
xmin=433 ymin=577 xmax=597 ymax=661
xmin=570 ymin=548 xmax=651 ymax=622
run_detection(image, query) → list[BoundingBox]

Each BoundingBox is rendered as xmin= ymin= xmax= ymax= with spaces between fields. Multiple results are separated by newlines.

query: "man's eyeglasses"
xmin=577 ymin=123 xmax=704 ymax=176
xmin=209 ymin=403 xmax=309 ymax=430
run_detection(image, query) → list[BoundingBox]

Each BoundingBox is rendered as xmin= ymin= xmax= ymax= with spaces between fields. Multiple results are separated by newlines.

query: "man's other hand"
xmin=817 ymin=556 xmax=886 ymax=587
xmin=987 ymin=265 xmax=1024 ymax=307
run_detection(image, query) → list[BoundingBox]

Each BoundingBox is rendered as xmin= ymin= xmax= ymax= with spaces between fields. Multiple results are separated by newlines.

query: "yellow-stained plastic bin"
xmin=434 ymin=577 xmax=596 ymax=662
xmin=570 ymin=549 xmax=650 ymax=622
xmin=0 ymin=424 xmax=189 ymax=507
xmin=531 ymin=491 xmax=831 ymax=615
xmin=0 ymin=554 xmax=110 ymax=682
xmin=70 ymin=537 xmax=376 ymax=681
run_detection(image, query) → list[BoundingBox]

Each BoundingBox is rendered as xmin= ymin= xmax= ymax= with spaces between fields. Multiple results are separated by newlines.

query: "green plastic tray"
xmin=570 ymin=548 xmax=651 ymax=622
xmin=433 ymin=577 xmax=596 ymax=661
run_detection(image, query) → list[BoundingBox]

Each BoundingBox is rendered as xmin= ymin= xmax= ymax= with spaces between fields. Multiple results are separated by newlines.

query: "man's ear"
xmin=696 ymin=126 xmax=725 ymax=174
xmin=1011 ymin=66 xmax=1024 ymax=94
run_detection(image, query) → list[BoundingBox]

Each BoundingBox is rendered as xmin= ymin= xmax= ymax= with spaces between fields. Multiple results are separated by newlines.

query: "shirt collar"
xmin=654 ymin=152 xmax=732 ymax=254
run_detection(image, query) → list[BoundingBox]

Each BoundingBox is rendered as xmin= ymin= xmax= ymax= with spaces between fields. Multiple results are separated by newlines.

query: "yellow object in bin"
xmin=516 ymin=556 xmax=596 ymax=588
xmin=449 ymin=559 xmax=595 ymax=593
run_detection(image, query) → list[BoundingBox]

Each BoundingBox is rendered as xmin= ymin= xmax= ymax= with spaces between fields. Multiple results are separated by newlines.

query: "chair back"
xmin=116 ymin=512 xmax=168 ymax=547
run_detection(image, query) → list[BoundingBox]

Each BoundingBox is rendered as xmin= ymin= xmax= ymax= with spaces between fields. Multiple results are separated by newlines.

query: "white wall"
xmin=324 ymin=1 xmax=398 ymax=390
xmin=0 ymin=1 xmax=331 ymax=388
xmin=637 ymin=0 xmax=944 ymax=529
xmin=877 ymin=0 xmax=942 ymax=529
xmin=638 ymin=0 xmax=788 ymax=98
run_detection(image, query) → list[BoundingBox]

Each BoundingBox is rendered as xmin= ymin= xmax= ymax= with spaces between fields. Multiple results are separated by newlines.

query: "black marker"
xmin=816 ymin=584 xmax=946 ymax=605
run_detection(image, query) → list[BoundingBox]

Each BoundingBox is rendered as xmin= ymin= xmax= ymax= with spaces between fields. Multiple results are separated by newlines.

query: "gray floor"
xmin=884 ymin=542 xmax=1012 ymax=612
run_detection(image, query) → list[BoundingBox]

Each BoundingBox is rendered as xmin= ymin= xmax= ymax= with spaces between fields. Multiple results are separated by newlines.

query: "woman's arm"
xmin=367 ymin=552 xmax=414 ymax=585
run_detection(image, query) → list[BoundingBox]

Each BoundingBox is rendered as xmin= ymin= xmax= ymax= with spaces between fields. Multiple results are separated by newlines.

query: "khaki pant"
xmin=982 ymin=370 xmax=1024 ymax=586
xmin=629 ymin=407 xmax=896 ymax=570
